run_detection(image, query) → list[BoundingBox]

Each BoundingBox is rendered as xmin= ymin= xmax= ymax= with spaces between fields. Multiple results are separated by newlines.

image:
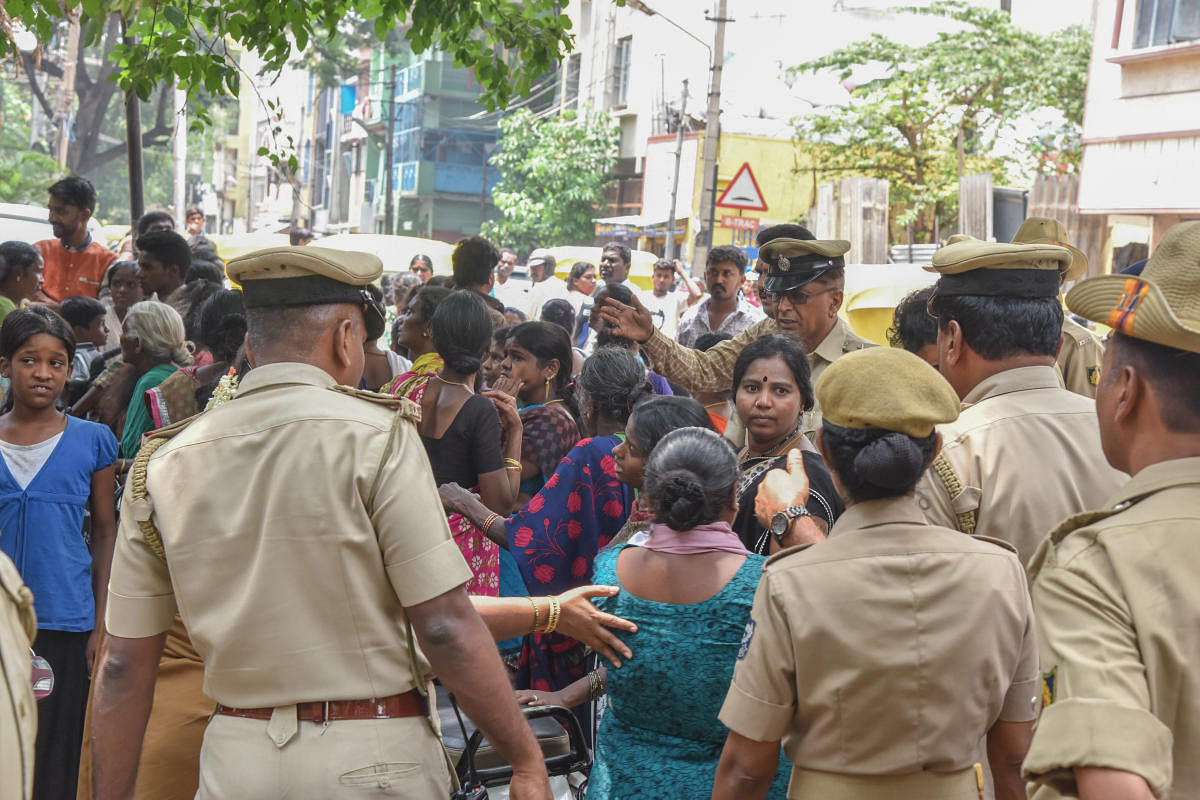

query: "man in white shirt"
xmin=523 ymin=249 xmax=568 ymax=320
xmin=491 ymin=246 xmax=527 ymax=310
xmin=599 ymin=242 xmax=640 ymax=293
xmin=677 ymin=245 xmax=764 ymax=347
xmin=639 ymin=258 xmax=702 ymax=341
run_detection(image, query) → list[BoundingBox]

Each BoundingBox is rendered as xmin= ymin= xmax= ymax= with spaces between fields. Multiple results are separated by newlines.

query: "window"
xmin=611 ymin=37 xmax=632 ymax=108
xmin=564 ymin=54 xmax=581 ymax=109
xmin=1134 ymin=0 xmax=1200 ymax=47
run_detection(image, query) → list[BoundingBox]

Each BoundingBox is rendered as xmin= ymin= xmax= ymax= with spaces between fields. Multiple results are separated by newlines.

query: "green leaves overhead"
xmin=789 ymin=1 xmax=1090 ymax=241
xmin=2 ymin=0 xmax=575 ymax=110
xmin=483 ymin=107 xmax=619 ymax=254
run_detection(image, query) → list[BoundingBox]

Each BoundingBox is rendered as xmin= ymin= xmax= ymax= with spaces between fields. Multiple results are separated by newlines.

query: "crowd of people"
xmin=0 ymin=172 xmax=1196 ymax=800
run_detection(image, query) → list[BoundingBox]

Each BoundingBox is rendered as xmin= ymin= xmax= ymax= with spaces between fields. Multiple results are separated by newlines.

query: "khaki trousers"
xmin=196 ymin=713 xmax=452 ymax=799
xmin=787 ymin=765 xmax=982 ymax=800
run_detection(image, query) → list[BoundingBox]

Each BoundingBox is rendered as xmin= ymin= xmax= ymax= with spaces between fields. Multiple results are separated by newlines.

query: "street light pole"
xmin=384 ymin=65 xmax=397 ymax=235
xmin=694 ymin=0 xmax=729 ymax=274
xmin=665 ymin=78 xmax=687 ymax=261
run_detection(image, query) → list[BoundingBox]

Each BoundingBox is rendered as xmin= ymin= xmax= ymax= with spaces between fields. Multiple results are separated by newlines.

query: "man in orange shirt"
xmin=35 ymin=177 xmax=117 ymax=302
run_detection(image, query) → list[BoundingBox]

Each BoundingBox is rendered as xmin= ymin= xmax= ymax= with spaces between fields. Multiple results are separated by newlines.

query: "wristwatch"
xmin=769 ymin=505 xmax=812 ymax=547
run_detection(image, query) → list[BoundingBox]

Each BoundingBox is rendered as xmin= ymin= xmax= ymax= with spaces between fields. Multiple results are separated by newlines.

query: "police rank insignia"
xmin=1087 ymin=366 xmax=1100 ymax=385
xmin=1041 ymin=666 xmax=1057 ymax=707
xmin=737 ymin=617 xmax=757 ymax=660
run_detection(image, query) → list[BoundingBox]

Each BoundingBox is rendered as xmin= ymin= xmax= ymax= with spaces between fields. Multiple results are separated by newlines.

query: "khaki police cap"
xmin=759 ymin=237 xmax=850 ymax=293
xmin=926 ymin=237 xmax=1070 ymax=299
xmin=227 ymin=245 xmax=383 ymax=309
xmin=1066 ymin=220 xmax=1200 ymax=355
xmin=1012 ymin=216 xmax=1088 ymax=281
xmin=816 ymin=347 xmax=959 ymax=438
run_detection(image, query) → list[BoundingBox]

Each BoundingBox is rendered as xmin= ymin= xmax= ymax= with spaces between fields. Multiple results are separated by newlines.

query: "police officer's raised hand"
xmin=600 ymin=294 xmax=655 ymax=343
xmin=555 ymin=585 xmax=637 ymax=667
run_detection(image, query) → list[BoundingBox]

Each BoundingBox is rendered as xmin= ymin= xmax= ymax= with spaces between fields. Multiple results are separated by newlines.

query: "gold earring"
xmin=545 ymin=375 xmax=554 ymax=401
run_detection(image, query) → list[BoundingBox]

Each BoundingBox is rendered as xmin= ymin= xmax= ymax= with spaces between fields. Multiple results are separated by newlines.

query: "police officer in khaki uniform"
xmin=913 ymin=238 xmax=1125 ymax=567
xmin=601 ymin=225 xmax=873 ymax=442
xmin=91 ymin=246 xmax=552 ymax=800
xmin=0 ymin=551 xmax=37 ymax=800
xmin=712 ymin=347 xmax=1039 ymax=800
xmin=1022 ymin=221 xmax=1200 ymax=800
xmin=1010 ymin=216 xmax=1105 ymax=399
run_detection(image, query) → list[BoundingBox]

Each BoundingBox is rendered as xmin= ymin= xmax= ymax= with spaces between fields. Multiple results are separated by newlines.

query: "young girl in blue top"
xmin=0 ymin=306 xmax=118 ymax=800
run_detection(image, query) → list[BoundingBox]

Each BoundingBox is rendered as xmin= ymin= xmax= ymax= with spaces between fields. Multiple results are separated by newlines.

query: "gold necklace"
xmin=435 ymin=374 xmax=473 ymax=390
xmin=739 ymin=425 xmax=805 ymax=464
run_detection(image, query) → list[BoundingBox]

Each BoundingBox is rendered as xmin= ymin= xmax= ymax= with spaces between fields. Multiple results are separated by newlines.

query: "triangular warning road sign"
xmin=715 ymin=163 xmax=768 ymax=211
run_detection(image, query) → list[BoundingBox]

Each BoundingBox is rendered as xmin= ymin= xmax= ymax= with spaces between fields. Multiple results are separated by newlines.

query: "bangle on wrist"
xmin=481 ymin=512 xmax=501 ymax=533
xmin=542 ymin=595 xmax=561 ymax=634
xmin=527 ymin=596 xmax=541 ymax=632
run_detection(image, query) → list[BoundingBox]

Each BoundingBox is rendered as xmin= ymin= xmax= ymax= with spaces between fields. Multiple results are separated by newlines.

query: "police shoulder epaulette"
xmin=128 ymin=414 xmax=204 ymax=563
xmin=763 ymin=541 xmax=820 ymax=567
xmin=328 ymin=385 xmax=422 ymax=422
xmin=969 ymin=534 xmax=1018 ymax=555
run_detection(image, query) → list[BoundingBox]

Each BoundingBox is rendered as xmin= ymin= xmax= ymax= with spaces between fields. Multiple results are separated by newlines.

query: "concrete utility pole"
xmin=665 ymin=79 xmax=687 ymax=261
xmin=693 ymin=0 xmax=729 ymax=274
xmin=384 ymin=65 xmax=397 ymax=235
xmin=173 ymin=85 xmax=187 ymax=222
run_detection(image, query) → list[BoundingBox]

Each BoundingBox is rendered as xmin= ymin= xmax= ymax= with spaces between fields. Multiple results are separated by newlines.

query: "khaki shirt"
xmin=914 ymin=366 xmax=1125 ymax=567
xmin=720 ymin=496 xmax=1039 ymax=775
xmin=646 ymin=316 xmax=874 ymax=441
xmin=106 ymin=362 xmax=472 ymax=708
xmin=0 ymin=552 xmax=36 ymax=800
xmin=1055 ymin=317 xmax=1104 ymax=400
xmin=1022 ymin=457 xmax=1200 ymax=799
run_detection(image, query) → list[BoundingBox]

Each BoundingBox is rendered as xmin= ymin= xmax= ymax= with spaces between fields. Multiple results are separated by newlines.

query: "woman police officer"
xmin=712 ymin=346 xmax=1039 ymax=800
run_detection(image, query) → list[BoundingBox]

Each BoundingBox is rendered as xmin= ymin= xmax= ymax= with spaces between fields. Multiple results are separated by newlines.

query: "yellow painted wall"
xmin=690 ymin=133 xmax=815 ymax=251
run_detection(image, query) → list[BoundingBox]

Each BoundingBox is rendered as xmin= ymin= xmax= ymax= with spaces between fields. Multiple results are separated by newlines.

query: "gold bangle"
xmin=505 ymin=465 xmax=522 ymax=472
xmin=528 ymin=596 xmax=540 ymax=632
xmin=481 ymin=512 xmax=500 ymax=532
xmin=504 ymin=457 xmax=522 ymax=469
xmin=543 ymin=595 xmax=561 ymax=634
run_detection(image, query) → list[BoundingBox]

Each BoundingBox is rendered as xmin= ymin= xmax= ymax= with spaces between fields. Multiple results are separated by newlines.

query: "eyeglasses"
xmin=774 ymin=285 xmax=839 ymax=306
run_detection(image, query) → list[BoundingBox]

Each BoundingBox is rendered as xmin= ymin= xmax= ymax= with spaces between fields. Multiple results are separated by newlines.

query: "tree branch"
xmin=20 ymin=52 xmax=56 ymax=120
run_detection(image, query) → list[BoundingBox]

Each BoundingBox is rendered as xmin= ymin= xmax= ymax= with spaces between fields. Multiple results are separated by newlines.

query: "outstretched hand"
xmin=599 ymin=294 xmax=655 ymax=344
xmin=554 ymin=584 xmax=637 ymax=667
xmin=438 ymin=482 xmax=479 ymax=514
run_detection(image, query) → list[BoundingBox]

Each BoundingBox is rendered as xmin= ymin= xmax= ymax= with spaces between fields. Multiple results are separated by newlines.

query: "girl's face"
xmin=1 ymin=333 xmax=71 ymax=411
xmin=482 ymin=337 xmax=507 ymax=386
xmin=735 ymin=355 xmax=804 ymax=448
xmin=501 ymin=340 xmax=555 ymax=402
xmin=575 ymin=267 xmax=597 ymax=296
xmin=109 ymin=267 xmax=144 ymax=317
xmin=612 ymin=416 xmax=646 ymax=489
xmin=14 ymin=260 xmax=44 ymax=301
xmin=396 ymin=302 xmax=427 ymax=353
xmin=410 ymin=259 xmax=433 ymax=283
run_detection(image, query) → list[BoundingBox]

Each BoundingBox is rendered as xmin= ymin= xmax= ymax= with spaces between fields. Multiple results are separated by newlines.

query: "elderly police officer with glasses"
xmin=602 ymin=224 xmax=873 ymax=443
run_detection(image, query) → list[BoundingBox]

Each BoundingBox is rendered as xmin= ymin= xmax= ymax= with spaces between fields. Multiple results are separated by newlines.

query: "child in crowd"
xmin=60 ymin=296 xmax=109 ymax=383
xmin=0 ymin=306 xmax=118 ymax=800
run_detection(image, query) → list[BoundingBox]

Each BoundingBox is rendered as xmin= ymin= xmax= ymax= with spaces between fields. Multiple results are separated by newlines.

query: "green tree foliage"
xmin=483 ymin=107 xmax=618 ymax=253
xmin=0 ymin=82 xmax=66 ymax=204
xmin=790 ymin=1 xmax=1090 ymax=242
xmin=1 ymin=0 xmax=575 ymax=121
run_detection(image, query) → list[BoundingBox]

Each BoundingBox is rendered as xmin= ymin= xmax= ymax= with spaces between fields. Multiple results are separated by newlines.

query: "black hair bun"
xmin=659 ymin=470 xmax=707 ymax=531
xmin=852 ymin=432 xmax=925 ymax=489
